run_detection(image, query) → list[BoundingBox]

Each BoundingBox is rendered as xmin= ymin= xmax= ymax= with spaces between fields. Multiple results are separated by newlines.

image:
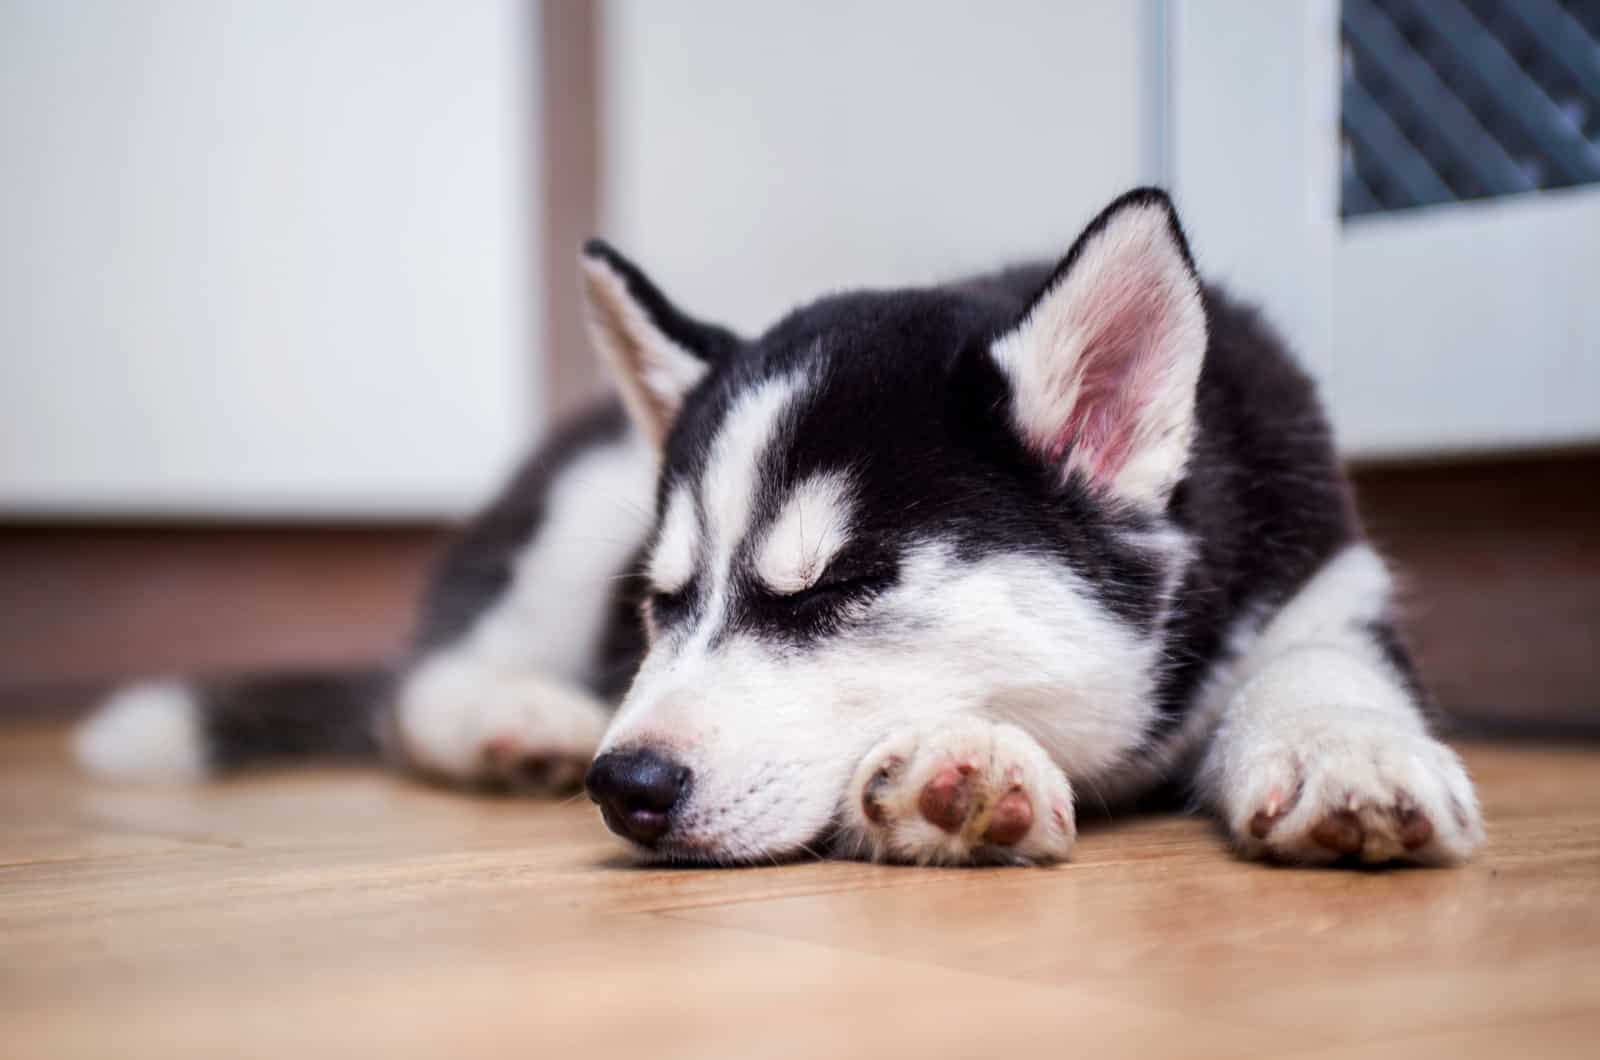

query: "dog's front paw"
xmin=397 ymin=662 xmax=609 ymax=793
xmin=477 ymin=733 xmax=592 ymax=794
xmin=842 ymin=717 xmax=1075 ymax=865
xmin=1222 ymin=717 xmax=1483 ymax=866
xmin=466 ymin=679 xmax=611 ymax=794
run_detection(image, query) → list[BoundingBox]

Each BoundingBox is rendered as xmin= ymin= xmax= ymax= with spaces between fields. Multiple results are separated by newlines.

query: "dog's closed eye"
xmin=772 ymin=558 xmax=894 ymax=609
xmin=645 ymin=582 xmax=695 ymax=626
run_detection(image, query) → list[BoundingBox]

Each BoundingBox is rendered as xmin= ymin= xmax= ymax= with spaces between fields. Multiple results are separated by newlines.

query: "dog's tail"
xmin=74 ymin=666 xmax=391 ymax=780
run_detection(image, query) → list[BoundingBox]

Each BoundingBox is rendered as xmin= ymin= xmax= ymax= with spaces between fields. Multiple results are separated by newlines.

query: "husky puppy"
xmin=77 ymin=189 xmax=1484 ymax=868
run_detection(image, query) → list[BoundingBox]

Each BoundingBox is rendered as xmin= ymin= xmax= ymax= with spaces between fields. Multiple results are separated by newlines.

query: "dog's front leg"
xmin=1195 ymin=546 xmax=1484 ymax=865
xmin=388 ymin=651 xmax=610 ymax=793
xmin=838 ymin=715 xmax=1077 ymax=866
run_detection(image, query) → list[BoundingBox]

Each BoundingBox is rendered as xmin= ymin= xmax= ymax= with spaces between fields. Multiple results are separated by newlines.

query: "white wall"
xmin=1169 ymin=0 xmax=1339 ymax=382
xmin=600 ymin=0 xmax=1152 ymax=334
xmin=0 ymin=0 xmax=540 ymax=517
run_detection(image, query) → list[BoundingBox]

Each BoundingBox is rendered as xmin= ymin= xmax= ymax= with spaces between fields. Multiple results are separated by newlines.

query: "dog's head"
xmin=581 ymin=189 xmax=1207 ymax=863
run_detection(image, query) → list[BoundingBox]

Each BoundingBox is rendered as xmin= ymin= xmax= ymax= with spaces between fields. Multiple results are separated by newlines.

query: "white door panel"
xmin=1332 ymin=187 xmax=1600 ymax=457
xmin=1170 ymin=0 xmax=1600 ymax=459
xmin=0 ymin=0 xmax=539 ymax=517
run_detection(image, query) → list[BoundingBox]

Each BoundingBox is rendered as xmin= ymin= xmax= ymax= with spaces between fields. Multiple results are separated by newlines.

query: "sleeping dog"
xmin=78 ymin=189 xmax=1484 ymax=868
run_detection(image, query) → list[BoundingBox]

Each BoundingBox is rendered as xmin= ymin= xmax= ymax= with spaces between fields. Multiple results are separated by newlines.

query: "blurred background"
xmin=0 ymin=0 xmax=1595 ymax=731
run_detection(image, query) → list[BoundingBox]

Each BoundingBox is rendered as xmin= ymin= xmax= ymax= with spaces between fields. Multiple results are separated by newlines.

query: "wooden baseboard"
xmin=3 ymin=451 xmax=1596 ymax=727
xmin=1350 ymin=450 xmax=1599 ymax=729
xmin=0 ymin=524 xmax=442 ymax=714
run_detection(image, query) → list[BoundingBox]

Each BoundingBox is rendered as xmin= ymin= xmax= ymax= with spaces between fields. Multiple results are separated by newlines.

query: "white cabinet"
xmin=1170 ymin=0 xmax=1600 ymax=458
xmin=0 ymin=0 xmax=541 ymax=517
xmin=4 ymin=1 xmax=1588 ymax=522
xmin=1332 ymin=189 xmax=1600 ymax=456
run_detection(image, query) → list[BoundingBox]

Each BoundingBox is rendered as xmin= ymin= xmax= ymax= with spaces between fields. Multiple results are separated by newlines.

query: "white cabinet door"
xmin=0 ymin=0 xmax=540 ymax=517
xmin=1333 ymin=189 xmax=1600 ymax=456
xmin=1170 ymin=0 xmax=1600 ymax=459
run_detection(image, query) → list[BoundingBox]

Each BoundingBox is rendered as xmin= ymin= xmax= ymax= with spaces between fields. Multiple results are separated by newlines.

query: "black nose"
xmin=585 ymin=748 xmax=691 ymax=846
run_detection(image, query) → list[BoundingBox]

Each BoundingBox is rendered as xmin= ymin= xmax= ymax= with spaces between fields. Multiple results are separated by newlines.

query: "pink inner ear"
xmin=1048 ymin=261 xmax=1182 ymax=487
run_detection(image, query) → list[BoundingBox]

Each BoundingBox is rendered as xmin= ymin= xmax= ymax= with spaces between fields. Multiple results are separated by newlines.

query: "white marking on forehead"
xmin=649 ymin=485 xmax=697 ymax=592
xmin=701 ymin=373 xmax=805 ymax=567
xmin=756 ymin=471 xmax=855 ymax=594
xmin=650 ymin=371 xmax=808 ymax=657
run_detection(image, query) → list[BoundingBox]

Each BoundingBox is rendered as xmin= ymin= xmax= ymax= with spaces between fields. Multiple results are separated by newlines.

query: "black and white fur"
xmin=77 ymin=189 xmax=1483 ymax=868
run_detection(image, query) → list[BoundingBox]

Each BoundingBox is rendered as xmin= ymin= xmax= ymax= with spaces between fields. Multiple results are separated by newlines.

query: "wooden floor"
xmin=3 ymin=725 xmax=1597 ymax=1059
xmin=2 ymin=451 xmax=1596 ymax=1056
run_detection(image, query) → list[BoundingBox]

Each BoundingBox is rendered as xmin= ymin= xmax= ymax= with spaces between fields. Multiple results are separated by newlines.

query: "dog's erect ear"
xmin=580 ymin=241 xmax=740 ymax=448
xmin=991 ymin=188 xmax=1207 ymax=511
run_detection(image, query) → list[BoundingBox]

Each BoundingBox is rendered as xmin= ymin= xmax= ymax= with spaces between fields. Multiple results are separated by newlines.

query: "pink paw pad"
xmin=480 ymin=737 xmax=586 ymax=793
xmin=1250 ymin=784 xmax=1300 ymax=839
xmin=910 ymin=766 xmax=1035 ymax=847
xmin=917 ymin=765 xmax=976 ymax=833
xmin=982 ymin=787 xmax=1034 ymax=845
xmin=1306 ymin=798 xmax=1435 ymax=857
